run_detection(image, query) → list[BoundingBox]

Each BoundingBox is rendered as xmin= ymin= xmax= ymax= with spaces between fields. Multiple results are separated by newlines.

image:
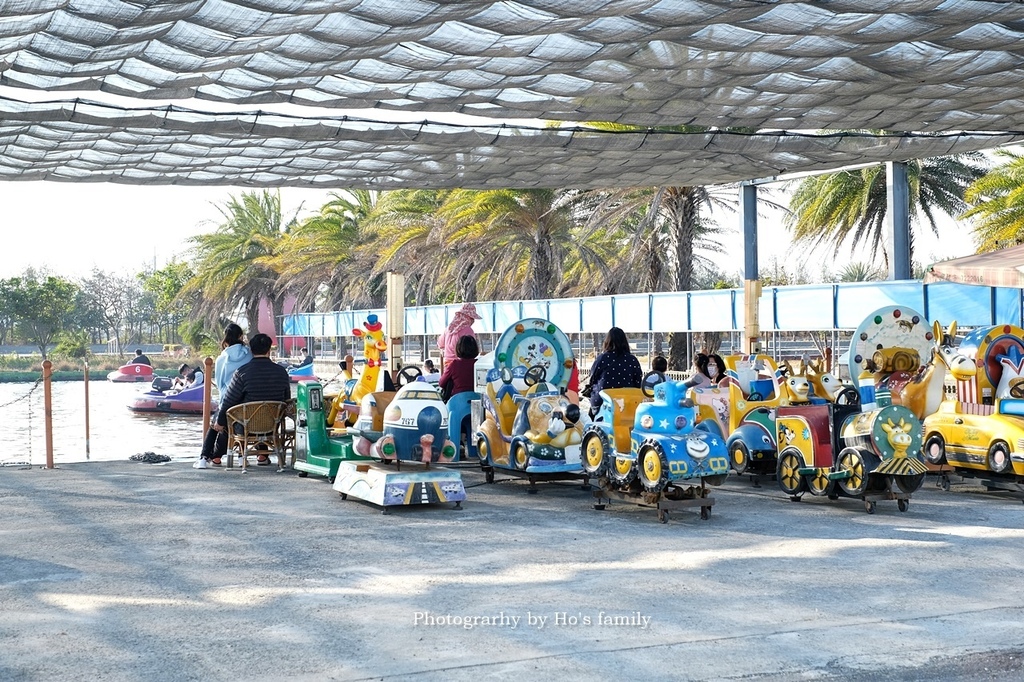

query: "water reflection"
xmin=0 ymin=380 xmax=296 ymax=465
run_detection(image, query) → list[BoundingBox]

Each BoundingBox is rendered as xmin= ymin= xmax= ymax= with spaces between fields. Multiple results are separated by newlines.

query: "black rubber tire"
xmin=730 ymin=441 xmax=751 ymax=475
xmin=895 ymin=473 xmax=925 ymax=494
xmin=988 ymin=442 xmax=1012 ymax=474
xmin=924 ymin=433 xmax=947 ymax=465
xmin=581 ymin=429 xmax=611 ymax=478
xmin=637 ymin=440 xmax=670 ymax=493
xmin=776 ymin=447 xmax=806 ymax=496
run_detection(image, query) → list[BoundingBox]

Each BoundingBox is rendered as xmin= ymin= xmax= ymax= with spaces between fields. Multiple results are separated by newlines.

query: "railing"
xmin=282 ymin=280 xmax=1023 ymax=339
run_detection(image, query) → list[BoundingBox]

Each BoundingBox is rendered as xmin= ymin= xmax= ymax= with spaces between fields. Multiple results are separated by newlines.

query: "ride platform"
xmin=332 ymin=461 xmax=466 ymax=513
xmin=481 ymin=465 xmax=590 ymax=494
xmin=592 ymin=485 xmax=715 ymax=523
xmin=294 ymin=430 xmax=357 ymax=482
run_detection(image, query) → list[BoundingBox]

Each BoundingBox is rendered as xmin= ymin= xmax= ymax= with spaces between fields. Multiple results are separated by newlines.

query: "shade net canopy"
xmin=925 ymin=244 xmax=1024 ymax=288
xmin=1 ymin=98 xmax=1021 ymax=188
xmin=2 ymin=0 xmax=1024 ymax=131
xmin=1 ymin=0 xmax=1024 ymax=187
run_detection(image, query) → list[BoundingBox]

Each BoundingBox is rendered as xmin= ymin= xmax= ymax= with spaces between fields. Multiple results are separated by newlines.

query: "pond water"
xmin=0 ymin=381 xmax=293 ymax=466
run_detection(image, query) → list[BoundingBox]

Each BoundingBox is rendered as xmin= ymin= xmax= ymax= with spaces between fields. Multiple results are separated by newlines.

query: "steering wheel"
xmin=524 ymin=365 xmax=547 ymax=387
xmin=835 ymin=386 xmax=861 ymax=406
xmin=1010 ymin=382 xmax=1024 ymax=399
xmin=396 ymin=365 xmax=423 ymax=387
xmin=747 ymin=392 xmax=764 ymax=402
xmin=641 ymin=371 xmax=667 ymax=398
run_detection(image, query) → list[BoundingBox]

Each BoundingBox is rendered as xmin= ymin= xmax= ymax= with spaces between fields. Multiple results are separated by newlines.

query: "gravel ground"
xmin=1 ymin=460 xmax=1023 ymax=681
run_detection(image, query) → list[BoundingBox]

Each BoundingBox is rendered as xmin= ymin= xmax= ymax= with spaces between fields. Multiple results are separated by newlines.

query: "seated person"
xmin=174 ymin=363 xmax=204 ymax=390
xmin=421 ymin=359 xmax=441 ymax=384
xmin=438 ymin=336 xmax=478 ymax=401
xmin=290 ymin=347 xmax=314 ymax=369
xmin=195 ymin=333 xmax=292 ymax=469
xmin=652 ymin=355 xmax=668 ymax=374
xmin=129 ymin=349 xmax=152 ymax=366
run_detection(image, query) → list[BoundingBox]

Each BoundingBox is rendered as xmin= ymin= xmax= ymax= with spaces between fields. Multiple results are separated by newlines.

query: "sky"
xmin=0 ymin=178 xmax=978 ymax=285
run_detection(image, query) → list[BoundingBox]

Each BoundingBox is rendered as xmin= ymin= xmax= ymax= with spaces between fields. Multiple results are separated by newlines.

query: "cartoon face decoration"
xmin=684 ymin=433 xmax=710 ymax=460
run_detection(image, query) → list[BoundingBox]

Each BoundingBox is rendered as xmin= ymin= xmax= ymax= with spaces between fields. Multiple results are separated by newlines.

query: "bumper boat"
xmin=128 ymin=377 xmax=216 ymax=415
xmin=287 ymin=363 xmax=316 ymax=382
xmin=108 ymin=363 xmax=154 ymax=382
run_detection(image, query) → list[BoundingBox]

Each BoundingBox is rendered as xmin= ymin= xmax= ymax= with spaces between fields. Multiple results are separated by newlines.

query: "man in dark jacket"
xmin=194 ymin=333 xmax=290 ymax=469
xmin=129 ymin=349 xmax=152 ymax=366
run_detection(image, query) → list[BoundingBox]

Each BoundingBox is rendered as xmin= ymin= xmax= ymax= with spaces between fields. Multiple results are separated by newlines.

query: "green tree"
xmin=787 ymin=154 xmax=987 ymax=265
xmin=962 ymin=149 xmax=1024 ymax=252
xmin=276 ymin=190 xmax=378 ymax=310
xmin=80 ymin=268 xmax=144 ymax=357
xmin=7 ymin=275 xmax=80 ymax=359
xmin=183 ymin=190 xmax=295 ymax=337
xmin=140 ymin=260 xmax=194 ymax=343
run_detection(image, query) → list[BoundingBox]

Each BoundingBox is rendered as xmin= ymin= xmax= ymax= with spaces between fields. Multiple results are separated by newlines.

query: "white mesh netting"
xmin=1 ymin=1 xmax=1023 ymax=187
xmin=0 ymin=97 xmax=1020 ymax=188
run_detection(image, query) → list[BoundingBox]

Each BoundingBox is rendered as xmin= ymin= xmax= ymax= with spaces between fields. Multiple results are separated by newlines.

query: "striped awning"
xmin=925 ymin=244 xmax=1024 ymax=288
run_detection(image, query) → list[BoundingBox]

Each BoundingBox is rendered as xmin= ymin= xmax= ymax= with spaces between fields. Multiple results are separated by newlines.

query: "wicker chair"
xmin=279 ymin=398 xmax=297 ymax=468
xmin=225 ymin=401 xmax=288 ymax=472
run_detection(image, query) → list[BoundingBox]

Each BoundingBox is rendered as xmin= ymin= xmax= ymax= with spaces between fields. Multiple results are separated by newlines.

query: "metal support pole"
xmin=886 ymin=161 xmax=912 ymax=280
xmin=42 ymin=360 xmax=54 ymax=469
xmin=740 ymin=183 xmax=762 ymax=354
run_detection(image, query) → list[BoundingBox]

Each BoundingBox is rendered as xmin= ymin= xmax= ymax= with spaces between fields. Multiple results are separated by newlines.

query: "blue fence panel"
xmin=521 ymin=300 xmax=549 ymax=321
xmin=925 ymin=282 xmax=993 ymax=326
xmin=759 ymin=289 xmax=776 ymax=331
xmin=281 ymin=315 xmax=310 ymax=336
xmin=549 ymin=299 xmax=581 ymax=333
xmin=494 ymin=301 xmax=524 ymax=331
xmin=614 ymin=294 xmax=650 ymax=332
xmin=774 ymin=284 xmax=835 ymax=330
xmin=405 ymin=307 xmax=427 ymax=336
xmin=836 ymin=281 xmax=924 ymax=328
xmin=581 ymin=296 xmax=613 ymax=332
xmin=424 ymin=305 xmax=448 ymax=335
xmin=650 ymin=291 xmax=688 ymax=332
xmin=995 ymin=288 xmax=1023 ymax=326
xmin=691 ymin=290 xmax=738 ymax=331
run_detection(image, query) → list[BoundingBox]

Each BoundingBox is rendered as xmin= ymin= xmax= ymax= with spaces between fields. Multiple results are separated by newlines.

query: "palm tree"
xmin=437 ymin=188 xmax=585 ymax=301
xmin=182 ymin=190 xmax=295 ymax=337
xmin=962 ymin=149 xmax=1024 ymax=252
xmin=359 ymin=189 xmax=453 ymax=305
xmin=276 ymin=190 xmax=377 ymax=310
xmin=787 ymin=154 xmax=987 ymax=265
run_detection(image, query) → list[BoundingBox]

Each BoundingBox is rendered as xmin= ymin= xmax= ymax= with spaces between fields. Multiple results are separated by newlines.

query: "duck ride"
xmin=108 ymin=362 xmax=154 ymax=383
xmin=128 ymin=377 xmax=216 ymax=415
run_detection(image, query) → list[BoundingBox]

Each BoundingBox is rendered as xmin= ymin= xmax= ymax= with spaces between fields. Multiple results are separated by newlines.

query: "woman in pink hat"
xmin=438 ymin=302 xmax=481 ymax=367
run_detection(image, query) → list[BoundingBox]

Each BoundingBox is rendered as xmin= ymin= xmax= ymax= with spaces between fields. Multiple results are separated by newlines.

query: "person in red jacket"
xmin=438 ymin=335 xmax=478 ymax=401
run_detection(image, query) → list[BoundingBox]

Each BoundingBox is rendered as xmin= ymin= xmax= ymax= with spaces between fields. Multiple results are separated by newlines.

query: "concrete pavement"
xmin=1 ymin=460 xmax=1023 ymax=681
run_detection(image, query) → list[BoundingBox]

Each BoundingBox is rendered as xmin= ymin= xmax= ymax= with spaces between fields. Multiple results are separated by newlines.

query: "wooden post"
xmin=84 ymin=360 xmax=91 ymax=460
xmin=203 ymin=356 xmax=214 ymax=434
xmin=42 ymin=360 xmax=54 ymax=469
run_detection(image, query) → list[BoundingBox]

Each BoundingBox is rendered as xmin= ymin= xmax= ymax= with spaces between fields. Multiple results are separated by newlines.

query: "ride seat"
xmin=603 ymin=388 xmax=646 ymax=453
xmin=486 ymin=384 xmax=520 ymax=436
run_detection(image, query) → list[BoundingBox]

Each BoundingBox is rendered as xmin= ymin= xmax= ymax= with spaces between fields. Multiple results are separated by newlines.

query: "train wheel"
xmin=837 ymin=448 xmax=870 ymax=497
xmin=730 ymin=441 xmax=750 ymax=475
xmin=895 ymin=473 xmax=925 ymax=494
xmin=776 ymin=447 xmax=806 ymax=496
xmin=638 ymin=442 xmax=670 ymax=493
xmin=609 ymin=454 xmax=637 ymax=487
xmin=806 ymin=467 xmax=834 ymax=497
xmin=477 ymin=435 xmax=493 ymax=468
xmin=581 ymin=430 xmax=611 ymax=478
xmin=511 ymin=440 xmax=529 ymax=471
xmin=988 ymin=442 xmax=1012 ymax=474
xmin=924 ymin=434 xmax=947 ymax=465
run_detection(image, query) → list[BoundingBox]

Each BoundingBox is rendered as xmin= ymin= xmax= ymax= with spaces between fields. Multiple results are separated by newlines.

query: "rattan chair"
xmin=279 ymin=398 xmax=297 ymax=468
xmin=225 ymin=401 xmax=288 ymax=472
